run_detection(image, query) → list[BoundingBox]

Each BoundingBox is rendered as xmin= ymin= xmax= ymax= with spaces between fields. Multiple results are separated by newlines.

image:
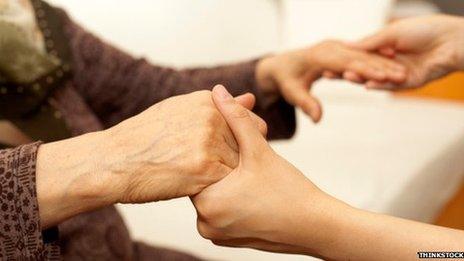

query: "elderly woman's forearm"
xmin=36 ymin=130 xmax=117 ymax=229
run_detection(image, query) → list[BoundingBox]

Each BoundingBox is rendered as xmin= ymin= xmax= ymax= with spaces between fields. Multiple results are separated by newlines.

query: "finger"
xmin=354 ymin=30 xmax=395 ymax=51
xmin=234 ymin=93 xmax=267 ymax=137
xmin=379 ymin=47 xmax=396 ymax=58
xmin=248 ymin=110 xmax=268 ymax=138
xmin=212 ymin=85 xmax=267 ymax=153
xmin=365 ymin=55 xmax=407 ymax=82
xmin=322 ymin=70 xmax=341 ymax=79
xmin=234 ymin=93 xmax=256 ymax=111
xmin=220 ymin=102 xmax=267 ymax=155
xmin=343 ymin=71 xmax=365 ymax=84
xmin=347 ymin=60 xmax=387 ymax=82
xmin=365 ymin=80 xmax=398 ymax=90
xmin=280 ymin=80 xmax=322 ymax=123
xmin=339 ymin=42 xmax=406 ymax=83
xmin=214 ymin=132 xmax=239 ymax=168
xmin=347 ymin=57 xmax=406 ymax=84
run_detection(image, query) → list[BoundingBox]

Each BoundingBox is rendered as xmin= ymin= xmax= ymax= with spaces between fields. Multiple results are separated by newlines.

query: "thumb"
xmin=212 ymin=85 xmax=267 ymax=154
xmin=280 ymin=79 xmax=322 ymax=122
xmin=352 ymin=29 xmax=396 ymax=51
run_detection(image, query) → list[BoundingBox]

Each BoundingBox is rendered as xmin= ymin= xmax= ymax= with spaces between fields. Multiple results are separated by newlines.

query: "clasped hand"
xmin=96 ymin=85 xmax=334 ymax=256
xmin=192 ymin=85 xmax=333 ymax=255
xmin=102 ymin=90 xmax=267 ymax=204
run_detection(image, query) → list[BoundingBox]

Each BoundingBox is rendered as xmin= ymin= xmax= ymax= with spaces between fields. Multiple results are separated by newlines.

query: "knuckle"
xmin=205 ymin=109 xmax=222 ymax=126
xmin=192 ymin=90 xmax=213 ymax=105
xmin=201 ymin=124 xmax=216 ymax=141
xmin=198 ymin=114 xmax=219 ymax=138
xmin=192 ymin=150 xmax=212 ymax=173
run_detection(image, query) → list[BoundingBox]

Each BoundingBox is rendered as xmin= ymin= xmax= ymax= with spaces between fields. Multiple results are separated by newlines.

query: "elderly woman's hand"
xmin=255 ymin=40 xmax=406 ymax=122
xmin=103 ymin=90 xmax=267 ymax=203
xmin=36 ymin=89 xmax=266 ymax=228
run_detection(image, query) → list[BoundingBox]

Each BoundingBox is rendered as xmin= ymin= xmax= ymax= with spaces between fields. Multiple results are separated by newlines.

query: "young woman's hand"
xmin=351 ymin=14 xmax=464 ymax=89
xmin=192 ymin=85 xmax=464 ymax=261
xmin=256 ymin=40 xmax=406 ymax=122
xmin=192 ymin=85 xmax=347 ymax=256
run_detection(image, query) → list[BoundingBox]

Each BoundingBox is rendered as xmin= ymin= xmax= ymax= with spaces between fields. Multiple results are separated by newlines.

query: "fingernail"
xmin=214 ymin=85 xmax=233 ymax=100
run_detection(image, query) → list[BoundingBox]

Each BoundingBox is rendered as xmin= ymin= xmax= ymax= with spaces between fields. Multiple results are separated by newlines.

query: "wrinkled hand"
xmin=192 ymin=85 xmax=338 ymax=255
xmin=103 ymin=90 xmax=267 ymax=204
xmin=256 ymin=40 xmax=406 ymax=122
xmin=350 ymin=15 xmax=464 ymax=89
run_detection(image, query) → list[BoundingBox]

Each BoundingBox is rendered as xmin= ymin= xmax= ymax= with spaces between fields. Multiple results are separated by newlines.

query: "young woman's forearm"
xmin=296 ymin=199 xmax=464 ymax=260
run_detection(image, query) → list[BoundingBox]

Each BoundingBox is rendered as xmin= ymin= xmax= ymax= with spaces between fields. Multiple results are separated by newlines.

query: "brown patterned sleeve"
xmin=58 ymin=10 xmax=295 ymax=140
xmin=0 ymin=143 xmax=60 ymax=260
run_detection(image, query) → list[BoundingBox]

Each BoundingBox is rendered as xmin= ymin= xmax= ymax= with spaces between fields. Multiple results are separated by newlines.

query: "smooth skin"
xmin=341 ymin=15 xmax=464 ymax=89
xmin=193 ymin=85 xmax=464 ymax=261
